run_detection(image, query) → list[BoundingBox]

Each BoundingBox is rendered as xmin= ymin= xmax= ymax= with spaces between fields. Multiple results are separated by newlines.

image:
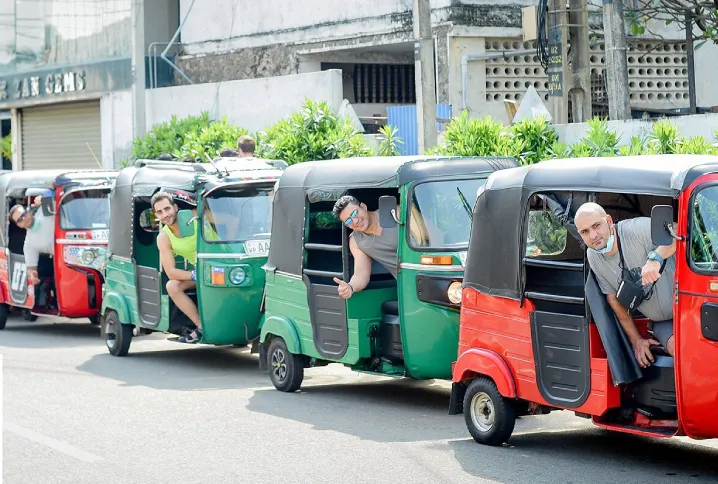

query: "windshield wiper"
xmin=457 ymin=187 xmax=473 ymax=219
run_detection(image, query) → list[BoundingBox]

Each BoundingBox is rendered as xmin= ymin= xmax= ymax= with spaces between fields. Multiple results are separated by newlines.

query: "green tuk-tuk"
xmin=100 ymin=157 xmax=284 ymax=356
xmin=258 ymin=155 xmax=519 ymax=392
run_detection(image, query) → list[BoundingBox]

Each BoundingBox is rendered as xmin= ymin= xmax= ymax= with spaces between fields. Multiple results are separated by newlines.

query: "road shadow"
xmin=0 ymin=316 xmax=102 ymax=349
xmin=76 ymin=345 xmax=269 ymax=391
xmin=246 ymin=376 xmax=466 ymax=442
xmin=447 ymin=427 xmax=718 ymax=484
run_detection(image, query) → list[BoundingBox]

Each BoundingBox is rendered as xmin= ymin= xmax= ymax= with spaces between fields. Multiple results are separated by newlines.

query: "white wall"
xmin=101 ymin=90 xmax=133 ymax=169
xmin=145 ymin=69 xmax=345 ymax=134
xmin=178 ymin=0 xmax=452 ymax=54
xmin=554 ymin=112 xmax=718 ymax=146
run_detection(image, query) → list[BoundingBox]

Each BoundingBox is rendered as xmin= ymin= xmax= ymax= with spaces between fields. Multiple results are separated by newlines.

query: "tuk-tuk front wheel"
xmin=463 ymin=377 xmax=517 ymax=446
xmin=267 ymin=338 xmax=304 ymax=393
xmin=103 ymin=310 xmax=132 ymax=357
xmin=23 ymin=309 xmax=38 ymax=322
xmin=0 ymin=303 xmax=8 ymax=330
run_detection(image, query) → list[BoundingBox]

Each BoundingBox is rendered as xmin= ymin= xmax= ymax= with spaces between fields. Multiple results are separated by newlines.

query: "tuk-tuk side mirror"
xmin=177 ymin=209 xmax=198 ymax=238
xmin=25 ymin=188 xmax=55 ymax=216
xmin=651 ymin=205 xmax=675 ymax=246
xmin=378 ymin=195 xmax=398 ymax=229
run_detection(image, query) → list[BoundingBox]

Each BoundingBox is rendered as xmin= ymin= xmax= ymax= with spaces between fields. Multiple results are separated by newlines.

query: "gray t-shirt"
xmin=352 ymin=224 xmax=399 ymax=278
xmin=24 ymin=211 xmax=55 ymax=267
xmin=587 ymin=217 xmax=674 ymax=322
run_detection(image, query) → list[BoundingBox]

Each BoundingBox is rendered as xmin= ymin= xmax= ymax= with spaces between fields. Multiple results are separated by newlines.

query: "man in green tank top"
xmin=152 ymin=191 xmax=203 ymax=343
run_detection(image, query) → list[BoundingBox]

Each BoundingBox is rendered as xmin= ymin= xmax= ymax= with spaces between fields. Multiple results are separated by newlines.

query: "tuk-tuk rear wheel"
xmin=103 ymin=310 xmax=132 ymax=357
xmin=267 ymin=338 xmax=304 ymax=392
xmin=0 ymin=303 xmax=7 ymax=330
xmin=463 ymin=377 xmax=516 ymax=446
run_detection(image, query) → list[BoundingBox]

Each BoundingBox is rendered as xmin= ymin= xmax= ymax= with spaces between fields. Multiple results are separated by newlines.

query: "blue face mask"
xmin=591 ymin=233 xmax=615 ymax=255
xmin=28 ymin=218 xmax=40 ymax=232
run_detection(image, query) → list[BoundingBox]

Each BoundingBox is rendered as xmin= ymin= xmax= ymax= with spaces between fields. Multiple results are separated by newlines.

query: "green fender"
xmin=101 ymin=292 xmax=132 ymax=325
xmin=260 ymin=315 xmax=301 ymax=354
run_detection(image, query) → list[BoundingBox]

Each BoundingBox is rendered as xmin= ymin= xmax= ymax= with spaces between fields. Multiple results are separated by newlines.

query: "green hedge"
xmin=128 ymin=100 xmax=718 ymax=167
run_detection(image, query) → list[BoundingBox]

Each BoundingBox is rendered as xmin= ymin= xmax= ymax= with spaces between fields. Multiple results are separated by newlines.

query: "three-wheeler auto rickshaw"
xmin=450 ymin=154 xmax=718 ymax=445
xmin=258 ymin=155 xmax=519 ymax=392
xmin=0 ymin=169 xmax=118 ymax=329
xmin=100 ymin=157 xmax=284 ymax=356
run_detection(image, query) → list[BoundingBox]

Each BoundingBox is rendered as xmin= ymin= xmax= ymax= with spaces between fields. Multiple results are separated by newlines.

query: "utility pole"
xmin=131 ymin=0 xmax=147 ymax=147
xmin=568 ymin=0 xmax=592 ymax=122
xmin=413 ymin=0 xmax=437 ymax=154
xmin=547 ymin=0 xmax=591 ymax=123
xmin=602 ymin=0 xmax=631 ymax=120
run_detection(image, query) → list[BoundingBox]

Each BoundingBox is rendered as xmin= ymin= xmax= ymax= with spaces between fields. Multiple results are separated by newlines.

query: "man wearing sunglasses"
xmin=331 ymin=195 xmax=399 ymax=299
xmin=9 ymin=194 xmax=55 ymax=286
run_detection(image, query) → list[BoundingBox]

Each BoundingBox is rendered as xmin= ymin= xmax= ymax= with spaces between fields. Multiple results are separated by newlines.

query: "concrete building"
xmin=170 ymin=0 xmax=718 ymax=125
xmin=0 ymin=0 xmax=178 ymax=170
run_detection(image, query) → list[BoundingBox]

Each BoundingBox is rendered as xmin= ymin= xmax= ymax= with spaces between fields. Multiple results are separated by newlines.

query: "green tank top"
xmin=162 ymin=220 xmax=197 ymax=265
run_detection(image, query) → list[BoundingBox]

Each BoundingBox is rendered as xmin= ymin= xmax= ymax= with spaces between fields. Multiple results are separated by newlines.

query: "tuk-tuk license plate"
xmin=245 ymin=240 xmax=270 ymax=256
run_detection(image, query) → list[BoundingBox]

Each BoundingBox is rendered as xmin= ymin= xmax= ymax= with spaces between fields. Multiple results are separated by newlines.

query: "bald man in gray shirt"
xmin=575 ymin=202 xmax=677 ymax=368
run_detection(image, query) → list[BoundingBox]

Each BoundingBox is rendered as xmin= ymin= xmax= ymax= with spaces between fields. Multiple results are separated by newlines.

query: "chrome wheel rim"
xmin=105 ymin=319 xmax=117 ymax=350
xmin=470 ymin=391 xmax=495 ymax=432
xmin=271 ymin=348 xmax=288 ymax=383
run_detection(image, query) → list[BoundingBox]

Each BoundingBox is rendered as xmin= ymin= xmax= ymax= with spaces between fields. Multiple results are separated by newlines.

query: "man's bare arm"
xmin=347 ymin=236 xmax=372 ymax=293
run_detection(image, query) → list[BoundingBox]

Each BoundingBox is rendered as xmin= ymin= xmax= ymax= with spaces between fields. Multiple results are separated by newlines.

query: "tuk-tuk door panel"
xmin=675 ymin=173 xmax=718 ymax=439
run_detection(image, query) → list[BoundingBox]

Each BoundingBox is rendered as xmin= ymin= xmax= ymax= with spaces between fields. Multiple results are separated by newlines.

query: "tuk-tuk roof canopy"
xmin=0 ymin=168 xmax=118 ymax=249
xmin=482 ymin=154 xmax=718 ymax=197
xmin=268 ymin=155 xmax=520 ymax=277
xmin=275 ymin=155 xmax=518 ymax=192
xmin=108 ymin=159 xmax=284 ymax=259
xmin=463 ymin=154 xmax=718 ymax=302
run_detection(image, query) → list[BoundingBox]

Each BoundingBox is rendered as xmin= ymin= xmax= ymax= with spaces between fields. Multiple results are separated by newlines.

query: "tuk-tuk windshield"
xmin=691 ymin=185 xmax=718 ymax=270
xmin=409 ymin=178 xmax=485 ymax=249
xmin=59 ymin=189 xmax=111 ymax=230
xmin=202 ymin=186 xmax=273 ymax=242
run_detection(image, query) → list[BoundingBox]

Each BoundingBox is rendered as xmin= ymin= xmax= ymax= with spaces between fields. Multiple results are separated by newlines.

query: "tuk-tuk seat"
xmin=381 ymin=300 xmax=399 ymax=316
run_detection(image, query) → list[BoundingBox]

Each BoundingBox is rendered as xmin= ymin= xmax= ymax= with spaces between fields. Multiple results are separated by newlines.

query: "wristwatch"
xmin=647 ymin=250 xmax=664 ymax=264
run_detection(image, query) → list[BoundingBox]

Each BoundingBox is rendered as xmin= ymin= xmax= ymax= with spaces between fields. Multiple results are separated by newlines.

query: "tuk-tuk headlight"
xmin=447 ymin=281 xmax=463 ymax=304
xmin=81 ymin=248 xmax=97 ymax=265
xmin=229 ymin=267 xmax=247 ymax=285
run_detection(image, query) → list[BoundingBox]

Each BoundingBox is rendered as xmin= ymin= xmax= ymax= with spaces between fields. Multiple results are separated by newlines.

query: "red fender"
xmin=0 ymin=281 xmax=7 ymax=304
xmin=452 ymin=348 xmax=517 ymax=398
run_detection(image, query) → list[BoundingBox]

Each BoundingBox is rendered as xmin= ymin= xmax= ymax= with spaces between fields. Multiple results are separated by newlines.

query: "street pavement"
xmin=2 ymin=315 xmax=718 ymax=484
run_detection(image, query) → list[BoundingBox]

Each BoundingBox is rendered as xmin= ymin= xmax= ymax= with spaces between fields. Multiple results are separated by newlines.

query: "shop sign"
xmin=0 ymin=70 xmax=86 ymax=101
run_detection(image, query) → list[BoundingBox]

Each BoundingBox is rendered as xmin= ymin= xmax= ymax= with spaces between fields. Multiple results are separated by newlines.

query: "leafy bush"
xmin=510 ymin=116 xmax=558 ymax=164
xmin=430 ymin=111 xmax=524 ymax=159
xmin=256 ymin=99 xmax=372 ymax=165
xmin=175 ymin=117 xmax=247 ymax=161
xmin=1 ymin=134 xmax=11 ymax=161
xmin=375 ymin=125 xmax=404 ymax=156
xmin=130 ymin=112 xmax=213 ymax=161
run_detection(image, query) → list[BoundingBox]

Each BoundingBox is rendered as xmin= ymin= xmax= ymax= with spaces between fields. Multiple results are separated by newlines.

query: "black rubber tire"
xmin=463 ymin=377 xmax=517 ymax=446
xmin=0 ymin=303 xmax=8 ymax=330
xmin=102 ymin=310 xmax=133 ymax=357
xmin=89 ymin=314 xmax=101 ymax=325
xmin=23 ymin=310 xmax=38 ymax=322
xmin=267 ymin=337 xmax=304 ymax=393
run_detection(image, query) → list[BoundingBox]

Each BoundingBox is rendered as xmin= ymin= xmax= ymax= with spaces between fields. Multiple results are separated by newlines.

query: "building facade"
xmin=0 ymin=0 xmax=178 ymax=171
xmin=169 ymin=0 xmax=718 ymax=126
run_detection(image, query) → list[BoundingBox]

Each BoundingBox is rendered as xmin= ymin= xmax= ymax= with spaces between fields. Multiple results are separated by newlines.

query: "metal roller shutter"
xmin=21 ymin=100 xmax=102 ymax=171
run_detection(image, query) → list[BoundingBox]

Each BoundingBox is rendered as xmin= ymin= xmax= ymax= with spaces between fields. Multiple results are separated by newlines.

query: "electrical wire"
xmin=536 ymin=0 xmax=550 ymax=71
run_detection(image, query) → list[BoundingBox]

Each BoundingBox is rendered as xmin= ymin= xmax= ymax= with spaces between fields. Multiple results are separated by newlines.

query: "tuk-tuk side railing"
xmin=524 ymin=258 xmax=584 ymax=271
xmin=303 ymin=242 xmax=345 ymax=280
xmin=525 ymin=292 xmax=585 ymax=305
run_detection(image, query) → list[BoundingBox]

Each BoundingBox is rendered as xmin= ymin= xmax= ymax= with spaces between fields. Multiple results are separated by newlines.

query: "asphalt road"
xmin=2 ymin=315 xmax=718 ymax=484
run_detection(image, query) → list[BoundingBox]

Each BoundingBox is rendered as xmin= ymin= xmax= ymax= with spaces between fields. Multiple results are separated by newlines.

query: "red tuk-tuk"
xmin=0 ymin=169 xmax=117 ymax=329
xmin=449 ymin=155 xmax=718 ymax=445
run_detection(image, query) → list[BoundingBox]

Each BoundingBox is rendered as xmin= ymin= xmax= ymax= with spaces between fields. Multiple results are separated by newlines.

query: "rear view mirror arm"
xmin=666 ymin=222 xmax=684 ymax=242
